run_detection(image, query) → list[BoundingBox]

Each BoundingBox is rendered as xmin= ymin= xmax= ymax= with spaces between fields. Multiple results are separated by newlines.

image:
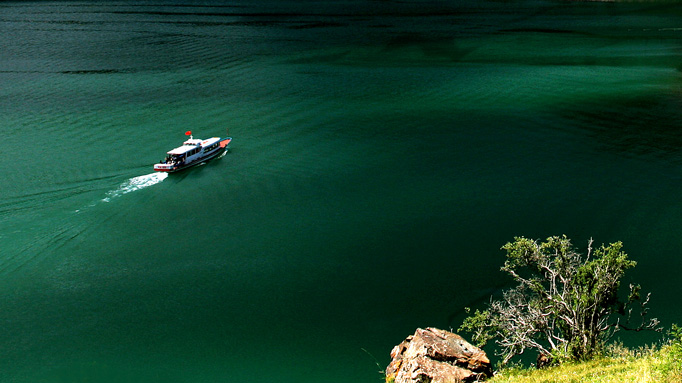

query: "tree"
xmin=459 ymin=235 xmax=660 ymax=364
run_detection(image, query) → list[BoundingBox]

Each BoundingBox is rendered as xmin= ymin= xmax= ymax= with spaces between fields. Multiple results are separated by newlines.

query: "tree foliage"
xmin=459 ymin=235 xmax=661 ymax=364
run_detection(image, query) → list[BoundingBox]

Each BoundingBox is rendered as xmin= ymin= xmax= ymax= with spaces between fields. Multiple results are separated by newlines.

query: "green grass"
xmin=489 ymin=342 xmax=682 ymax=383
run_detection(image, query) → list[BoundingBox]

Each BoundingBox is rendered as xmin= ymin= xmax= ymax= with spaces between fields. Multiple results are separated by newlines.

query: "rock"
xmin=385 ymin=327 xmax=492 ymax=383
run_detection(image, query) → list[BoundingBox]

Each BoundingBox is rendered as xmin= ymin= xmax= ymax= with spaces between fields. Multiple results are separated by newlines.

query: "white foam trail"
xmin=102 ymin=173 xmax=168 ymax=202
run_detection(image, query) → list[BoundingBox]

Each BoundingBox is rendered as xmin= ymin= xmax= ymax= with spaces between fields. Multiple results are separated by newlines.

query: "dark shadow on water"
xmin=558 ymin=93 xmax=682 ymax=160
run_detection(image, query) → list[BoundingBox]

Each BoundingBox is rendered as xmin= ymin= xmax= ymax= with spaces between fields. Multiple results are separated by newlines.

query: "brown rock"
xmin=386 ymin=327 xmax=492 ymax=383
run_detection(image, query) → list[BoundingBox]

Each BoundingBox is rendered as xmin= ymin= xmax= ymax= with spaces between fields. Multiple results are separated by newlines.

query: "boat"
xmin=154 ymin=131 xmax=232 ymax=173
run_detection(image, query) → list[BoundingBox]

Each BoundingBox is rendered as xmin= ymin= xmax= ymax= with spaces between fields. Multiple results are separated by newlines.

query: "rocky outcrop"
xmin=386 ymin=327 xmax=492 ymax=383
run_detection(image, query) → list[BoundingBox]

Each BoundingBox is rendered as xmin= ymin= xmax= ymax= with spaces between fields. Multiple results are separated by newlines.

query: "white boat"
xmin=154 ymin=131 xmax=232 ymax=173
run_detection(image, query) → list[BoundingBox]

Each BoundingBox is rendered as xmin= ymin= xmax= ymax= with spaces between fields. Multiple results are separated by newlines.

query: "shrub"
xmin=655 ymin=324 xmax=682 ymax=380
xmin=460 ymin=235 xmax=661 ymax=365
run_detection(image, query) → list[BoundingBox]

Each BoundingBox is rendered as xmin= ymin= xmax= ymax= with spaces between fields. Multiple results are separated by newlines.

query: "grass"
xmin=488 ymin=340 xmax=682 ymax=383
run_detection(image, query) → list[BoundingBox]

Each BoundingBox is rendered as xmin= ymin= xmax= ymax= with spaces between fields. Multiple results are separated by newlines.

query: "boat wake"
xmin=102 ymin=173 xmax=168 ymax=202
xmin=5 ymin=172 xmax=171 ymax=274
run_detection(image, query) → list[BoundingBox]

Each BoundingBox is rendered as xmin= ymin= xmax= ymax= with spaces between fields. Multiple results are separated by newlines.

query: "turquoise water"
xmin=1 ymin=1 xmax=682 ymax=381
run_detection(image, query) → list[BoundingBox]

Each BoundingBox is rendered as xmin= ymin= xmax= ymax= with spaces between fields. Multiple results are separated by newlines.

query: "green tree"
xmin=460 ymin=235 xmax=660 ymax=364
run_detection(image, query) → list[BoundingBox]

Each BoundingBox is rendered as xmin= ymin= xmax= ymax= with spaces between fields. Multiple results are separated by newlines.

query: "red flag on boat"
xmin=185 ymin=131 xmax=192 ymax=136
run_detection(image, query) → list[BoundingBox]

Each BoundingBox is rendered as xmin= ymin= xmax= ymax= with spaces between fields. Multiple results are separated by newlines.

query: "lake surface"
xmin=1 ymin=0 xmax=681 ymax=381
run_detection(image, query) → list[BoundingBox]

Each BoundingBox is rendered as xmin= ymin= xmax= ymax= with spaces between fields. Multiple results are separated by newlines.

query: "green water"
xmin=1 ymin=1 xmax=682 ymax=382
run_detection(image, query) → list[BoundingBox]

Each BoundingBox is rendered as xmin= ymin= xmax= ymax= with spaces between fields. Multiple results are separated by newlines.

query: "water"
xmin=1 ymin=0 xmax=682 ymax=381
